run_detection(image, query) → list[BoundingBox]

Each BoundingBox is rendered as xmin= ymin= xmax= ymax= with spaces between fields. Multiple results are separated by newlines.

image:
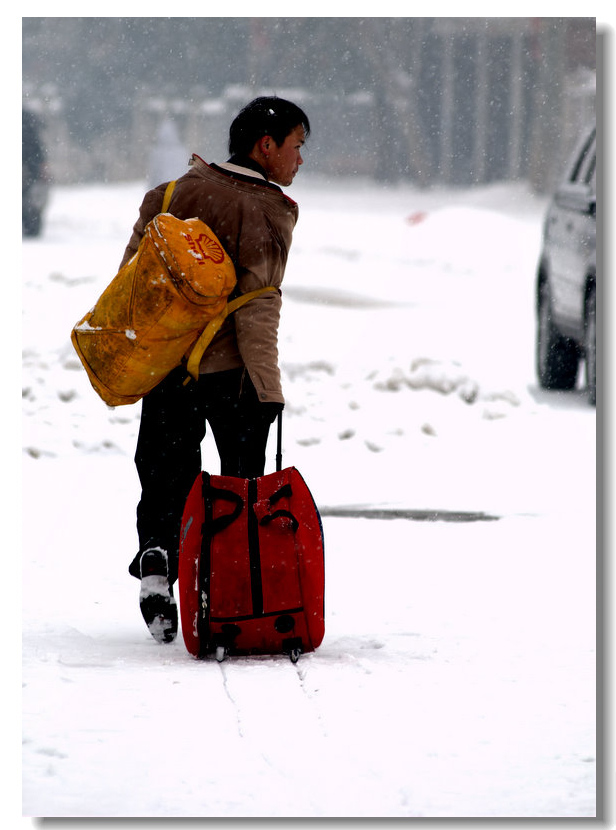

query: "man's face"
xmin=262 ymin=125 xmax=306 ymax=187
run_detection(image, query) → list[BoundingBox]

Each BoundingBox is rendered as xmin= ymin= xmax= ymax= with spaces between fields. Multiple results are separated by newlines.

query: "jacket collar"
xmin=190 ymin=153 xmax=267 ymax=182
xmin=227 ymin=154 xmax=269 ymax=180
xmin=216 ymin=161 xmax=267 ymax=181
xmin=189 ymin=153 xmax=296 ymax=205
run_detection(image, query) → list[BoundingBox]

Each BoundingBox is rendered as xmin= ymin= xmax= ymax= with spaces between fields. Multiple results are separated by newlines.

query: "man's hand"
xmin=260 ymin=401 xmax=284 ymax=424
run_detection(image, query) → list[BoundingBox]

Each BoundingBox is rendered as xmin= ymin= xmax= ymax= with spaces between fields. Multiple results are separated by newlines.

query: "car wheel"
xmin=536 ymin=279 xmax=579 ymax=390
xmin=584 ymin=285 xmax=596 ymax=406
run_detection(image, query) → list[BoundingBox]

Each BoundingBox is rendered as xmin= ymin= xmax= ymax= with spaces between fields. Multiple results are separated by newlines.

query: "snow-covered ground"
xmin=20 ymin=175 xmax=597 ymax=819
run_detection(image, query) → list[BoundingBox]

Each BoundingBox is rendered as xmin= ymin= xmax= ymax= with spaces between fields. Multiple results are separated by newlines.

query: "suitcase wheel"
xmin=283 ymin=636 xmax=303 ymax=663
xmin=213 ymin=624 xmax=241 ymax=661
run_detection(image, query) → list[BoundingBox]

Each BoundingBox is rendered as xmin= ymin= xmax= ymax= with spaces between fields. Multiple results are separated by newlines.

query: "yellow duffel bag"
xmin=71 ymin=191 xmax=274 ymax=407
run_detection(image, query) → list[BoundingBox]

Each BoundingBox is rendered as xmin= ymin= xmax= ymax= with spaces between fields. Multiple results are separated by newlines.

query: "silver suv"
xmin=535 ymin=125 xmax=597 ymax=406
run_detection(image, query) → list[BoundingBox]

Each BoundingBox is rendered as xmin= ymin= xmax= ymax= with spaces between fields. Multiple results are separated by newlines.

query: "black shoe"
xmin=139 ymin=547 xmax=178 ymax=644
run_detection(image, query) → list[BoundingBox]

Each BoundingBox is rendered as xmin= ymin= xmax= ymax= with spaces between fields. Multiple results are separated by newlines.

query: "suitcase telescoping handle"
xmin=276 ymin=410 xmax=283 ymax=473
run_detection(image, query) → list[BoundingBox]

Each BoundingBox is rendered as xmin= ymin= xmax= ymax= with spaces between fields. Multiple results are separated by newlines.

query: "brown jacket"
xmin=120 ymin=155 xmax=299 ymax=404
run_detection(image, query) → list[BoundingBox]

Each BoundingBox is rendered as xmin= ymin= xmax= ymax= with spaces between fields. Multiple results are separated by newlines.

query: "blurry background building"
xmin=22 ymin=17 xmax=596 ymax=193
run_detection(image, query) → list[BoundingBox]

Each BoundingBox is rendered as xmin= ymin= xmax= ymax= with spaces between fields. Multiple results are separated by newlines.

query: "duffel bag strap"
xmin=202 ymin=475 xmax=245 ymax=536
xmin=161 ymin=180 xmax=176 ymax=213
xmin=184 ymin=285 xmax=278 ymax=383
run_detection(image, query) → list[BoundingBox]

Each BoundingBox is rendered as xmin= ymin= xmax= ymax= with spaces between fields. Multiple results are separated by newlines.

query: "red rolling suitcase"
xmin=178 ymin=416 xmax=325 ymax=662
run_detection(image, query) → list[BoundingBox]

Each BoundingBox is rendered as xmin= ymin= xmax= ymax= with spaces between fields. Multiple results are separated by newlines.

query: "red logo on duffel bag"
xmin=186 ymin=232 xmax=225 ymax=265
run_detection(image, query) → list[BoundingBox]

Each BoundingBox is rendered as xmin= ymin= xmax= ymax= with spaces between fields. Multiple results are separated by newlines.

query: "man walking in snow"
xmin=120 ymin=96 xmax=310 ymax=644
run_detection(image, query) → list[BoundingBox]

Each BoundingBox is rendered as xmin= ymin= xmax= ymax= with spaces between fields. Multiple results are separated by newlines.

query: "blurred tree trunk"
xmin=507 ymin=27 xmax=525 ymax=179
xmin=473 ymin=26 xmax=489 ymax=183
xmin=359 ymin=19 xmax=432 ymax=185
xmin=528 ymin=18 xmax=567 ymax=193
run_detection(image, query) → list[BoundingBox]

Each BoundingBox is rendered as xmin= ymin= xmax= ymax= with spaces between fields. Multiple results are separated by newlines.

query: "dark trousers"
xmin=129 ymin=366 xmax=273 ymax=582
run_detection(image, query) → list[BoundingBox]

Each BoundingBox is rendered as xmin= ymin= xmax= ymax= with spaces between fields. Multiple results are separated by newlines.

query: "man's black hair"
xmin=228 ymin=96 xmax=310 ymax=157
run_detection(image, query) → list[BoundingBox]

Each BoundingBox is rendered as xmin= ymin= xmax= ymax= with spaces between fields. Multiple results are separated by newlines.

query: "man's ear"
xmin=258 ymin=135 xmax=272 ymax=155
